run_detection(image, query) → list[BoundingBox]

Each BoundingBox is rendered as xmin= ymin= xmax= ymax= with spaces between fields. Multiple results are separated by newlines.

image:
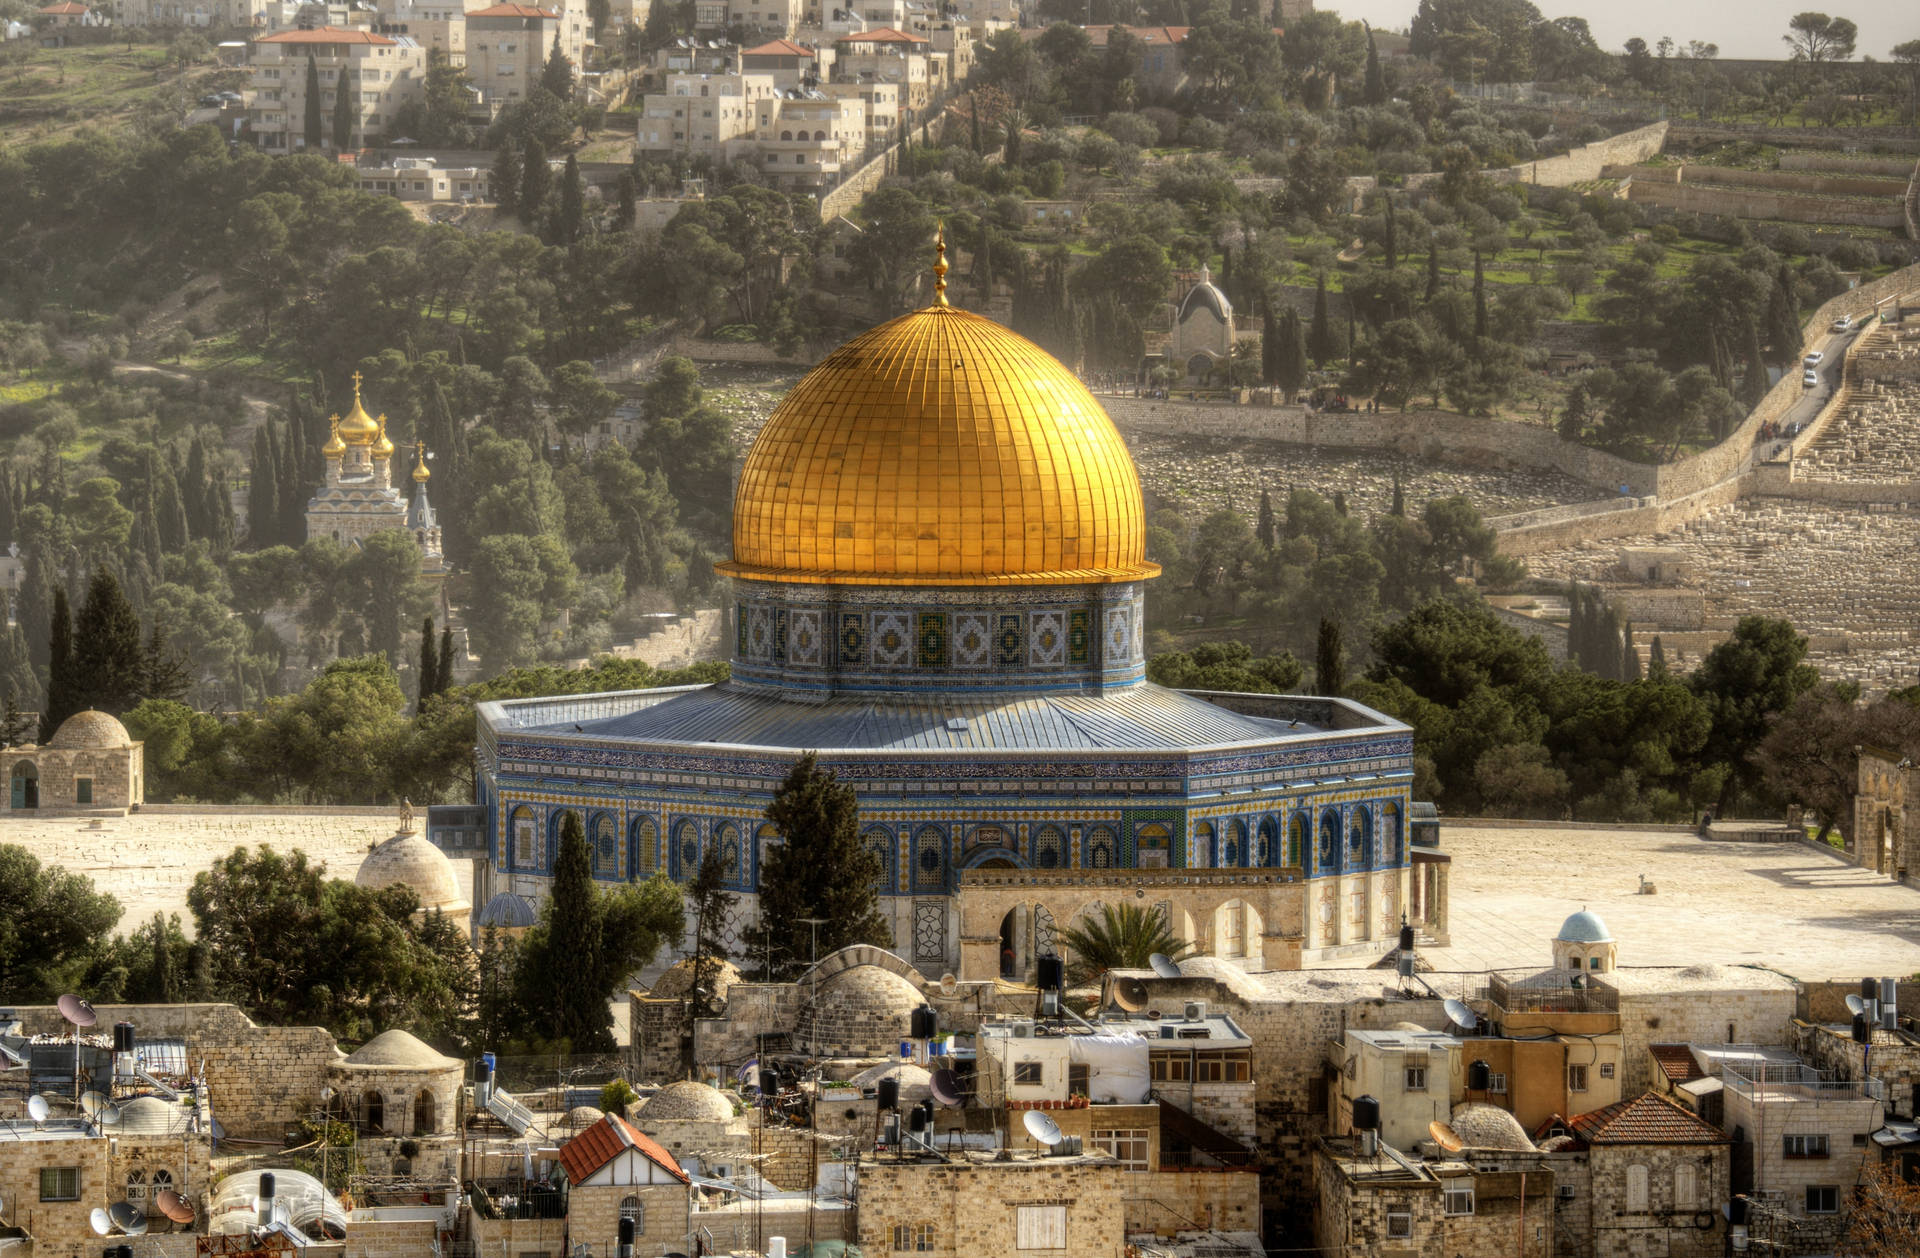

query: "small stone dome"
xmin=565 ymin=1105 xmax=606 ymax=1128
xmin=849 ymin=1062 xmax=932 ymax=1104
xmin=49 ymin=710 xmax=132 ymax=749
xmin=356 ymin=830 xmax=470 ymax=924
xmin=475 ymin=891 xmax=537 ymax=930
xmin=639 ymin=1081 xmax=736 ymax=1123
xmin=1556 ymin=909 xmax=1612 ymax=944
xmin=342 ymin=1028 xmax=461 ymax=1071
xmin=1389 ymin=1021 xmax=1429 ymax=1033
xmin=796 ymin=964 xmax=924 ymax=1056
xmin=1449 ymin=1102 xmax=1536 ymax=1152
xmin=649 ymin=957 xmax=744 ymax=1005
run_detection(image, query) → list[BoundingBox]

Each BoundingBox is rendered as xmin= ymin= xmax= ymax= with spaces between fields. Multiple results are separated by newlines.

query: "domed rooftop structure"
xmin=1557 ymin=909 xmax=1613 ymax=944
xmin=1176 ymin=263 xmax=1232 ymax=325
xmin=335 ymin=374 xmax=382 ymax=444
xmin=475 ymin=891 xmax=537 ymax=931
xmin=341 ymin=1028 xmax=461 ymax=1071
xmin=649 ymin=957 xmax=744 ymax=1005
xmin=796 ymin=964 xmax=924 ymax=1056
xmin=639 ymin=1080 xmax=736 ymax=1123
xmin=115 ymin=1094 xmax=193 ymax=1136
xmin=717 ymin=251 xmax=1156 ymax=590
xmin=850 ymin=1061 xmax=933 ymax=1104
xmin=49 ymin=710 xmax=132 ymax=750
xmin=565 ymin=1105 xmax=606 ymax=1128
xmin=356 ymin=829 xmax=471 ymax=928
xmin=1449 ymin=1102 xmax=1536 ymax=1152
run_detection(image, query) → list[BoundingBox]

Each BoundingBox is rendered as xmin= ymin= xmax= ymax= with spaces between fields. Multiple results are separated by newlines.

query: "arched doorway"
xmin=10 ymin=761 xmax=38 ymax=810
xmin=998 ymin=906 xmax=1025 ymax=979
xmin=413 ymin=1088 xmax=435 ymax=1134
xmin=362 ymin=1090 xmax=385 ymax=1133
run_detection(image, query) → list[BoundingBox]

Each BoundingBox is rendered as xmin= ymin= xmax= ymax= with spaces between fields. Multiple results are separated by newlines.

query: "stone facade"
xmin=0 ymin=1128 xmax=212 ymax=1258
xmin=1315 ymin=1140 xmax=1557 ymax=1258
xmin=856 ymin=1155 xmax=1130 ymax=1258
xmin=1586 ymin=1142 xmax=1729 ymax=1258
xmin=565 ymin=1182 xmax=691 ymax=1258
xmin=1854 ymin=746 xmax=1919 ymax=877
xmin=2 ymin=711 xmax=143 ymax=813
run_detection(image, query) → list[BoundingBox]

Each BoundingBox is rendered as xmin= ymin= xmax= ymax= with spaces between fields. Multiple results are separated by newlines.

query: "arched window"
xmin=673 ymin=819 xmax=700 ymax=878
xmin=551 ymin=809 xmax=582 ymax=863
xmin=1084 ymin=826 xmax=1117 ymax=869
xmin=757 ymin=822 xmax=783 ymax=885
xmin=125 ymin=1169 xmax=147 ymax=1203
xmin=511 ymin=805 xmax=535 ymax=867
xmin=363 ymin=1090 xmax=385 ymax=1133
xmin=414 ymin=1088 xmax=435 ymax=1134
xmin=1348 ymin=807 xmax=1372 ymax=870
xmin=620 ymin=1196 xmax=645 ymax=1229
xmin=151 ymin=1169 xmax=173 ymax=1192
xmin=1033 ymin=825 xmax=1066 ymax=869
xmin=780 ymin=129 xmax=792 ymax=140
xmin=1625 ymin=1164 xmax=1649 ymax=1212
xmin=1257 ymin=816 xmax=1281 ymax=866
xmin=1382 ymin=802 xmax=1403 ymax=864
xmin=631 ymin=816 xmax=659 ymax=879
xmin=914 ymin=826 xmax=946 ymax=891
xmin=717 ymin=822 xmax=742 ymax=882
xmin=1318 ymin=808 xmax=1340 ymax=873
xmin=1288 ymin=813 xmax=1307 ymax=867
xmin=1224 ymin=818 xmax=1246 ymax=867
xmin=863 ymin=825 xmax=894 ymax=893
xmin=1189 ymin=821 xmax=1213 ymax=869
xmin=593 ymin=813 xmax=618 ymax=876
xmin=1136 ymin=823 xmax=1170 ymax=868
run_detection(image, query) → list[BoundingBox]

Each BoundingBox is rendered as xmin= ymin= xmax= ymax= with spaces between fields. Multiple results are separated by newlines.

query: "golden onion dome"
xmin=337 ymin=372 xmax=381 ymax=444
xmin=372 ymin=413 xmax=395 ymax=457
xmin=411 ymin=441 xmax=431 ymax=483
xmin=322 ymin=415 xmax=347 ymax=457
xmin=717 ymin=248 xmax=1156 ymax=588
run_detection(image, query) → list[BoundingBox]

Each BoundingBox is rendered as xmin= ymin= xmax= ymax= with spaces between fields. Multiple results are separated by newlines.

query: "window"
xmin=75 ymin=777 xmax=92 ymax=804
xmin=1674 ymin=1165 xmax=1699 ymax=1211
xmin=1568 ymin=1064 xmax=1589 ymax=1092
xmin=1489 ymin=1072 xmax=1508 ymax=1094
xmin=1150 ymin=1055 xmax=1191 ymax=1083
xmin=1195 ymin=1051 xmax=1249 ymax=1083
xmin=1806 ymin=1185 xmax=1839 ymax=1214
xmin=1092 ymin=1128 xmax=1149 ymax=1170
xmin=1625 ymin=1163 xmax=1648 ymax=1212
xmin=1442 ymin=1181 xmax=1474 ymax=1216
xmin=1015 ymin=1205 xmax=1067 ymax=1250
xmin=1386 ymin=1210 xmax=1412 ymax=1239
xmin=125 ymin=1170 xmax=146 ymax=1202
xmin=1014 ymin=1061 xmax=1043 ymax=1086
xmin=891 ymin=1224 xmax=933 ymax=1252
xmin=1599 ymin=1063 xmax=1615 ymax=1080
xmin=1404 ymin=1066 xmax=1427 ymax=1092
xmin=1784 ymin=1133 xmax=1830 ymax=1158
xmin=40 ymin=1167 xmax=79 ymax=1201
xmin=511 ymin=806 xmax=535 ymax=866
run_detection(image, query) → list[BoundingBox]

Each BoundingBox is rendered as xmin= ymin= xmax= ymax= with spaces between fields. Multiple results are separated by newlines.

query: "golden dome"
xmin=337 ymin=372 xmax=381 ymax=445
xmin=411 ymin=441 xmax=431 ymax=482
xmin=718 ymin=303 xmax=1158 ymax=588
xmin=322 ymin=415 xmax=347 ymax=457
xmin=372 ymin=413 xmax=395 ymax=457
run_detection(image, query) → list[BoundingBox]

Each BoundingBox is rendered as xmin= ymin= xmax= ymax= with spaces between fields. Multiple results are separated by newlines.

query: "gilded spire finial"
xmin=412 ymin=440 xmax=431 ymax=483
xmin=351 ymin=370 xmax=363 ymax=400
xmin=932 ymin=223 xmax=948 ymax=307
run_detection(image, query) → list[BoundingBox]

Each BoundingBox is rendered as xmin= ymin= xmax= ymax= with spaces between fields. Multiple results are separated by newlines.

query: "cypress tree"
xmin=1426 ymin=238 xmax=1441 ymax=301
xmin=492 ymin=145 xmax=520 ymax=216
xmin=615 ymin=170 xmax=636 ymax=229
xmin=1767 ymin=261 xmax=1802 ymax=364
xmin=19 ymin=549 xmax=51 ymax=676
xmin=1261 ymin=295 xmax=1280 ymax=385
xmin=1390 ymin=471 xmax=1405 ymax=516
xmin=0 ymin=619 xmax=36 ymax=715
xmin=1 ymin=690 xmax=34 ymax=748
xmin=303 ymin=54 xmax=324 ymax=151
xmin=1256 ymin=488 xmax=1276 ymax=549
xmin=540 ymin=29 xmax=573 ymax=99
xmin=543 ymin=812 xmax=605 ymax=1050
xmin=1382 ymin=191 xmax=1397 ymax=271
xmin=976 ymin=229 xmax=993 ymax=300
xmin=519 ymin=138 xmax=550 ymax=225
xmin=758 ymin=752 xmax=889 ymax=980
xmin=71 ymin=566 xmax=144 ymax=716
xmin=417 ymin=615 xmax=438 ymax=711
xmin=1473 ymin=252 xmax=1488 ymax=340
xmin=332 ymin=66 xmax=355 ymax=151
xmin=0 ymin=467 xmax=13 ymax=547
xmin=140 ymin=615 xmax=192 ymax=705
xmin=1363 ymin=25 xmax=1387 ymax=106
xmin=1648 ymin=635 xmax=1669 ymax=680
xmin=39 ymin=588 xmax=73 ymax=744
xmin=1309 ymin=275 xmax=1335 ymax=365
xmin=1315 ymin=618 xmax=1345 ymax=697
xmin=279 ymin=418 xmax=306 ymax=545
xmin=435 ymin=624 xmax=455 ymax=694
xmin=558 ymin=154 xmax=585 ymax=244
xmin=1621 ymin=620 xmax=1641 ymax=681
xmin=249 ymin=426 xmax=279 ymax=547
xmin=1333 ymin=490 xmax=1348 ymax=516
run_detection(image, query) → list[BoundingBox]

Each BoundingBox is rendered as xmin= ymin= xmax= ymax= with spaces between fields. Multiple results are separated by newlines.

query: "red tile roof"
xmin=466 ymin=3 xmax=560 ymax=16
xmin=743 ymin=39 xmax=817 ymax=57
xmin=256 ymin=27 xmax=398 ymax=45
xmin=557 ymin=1114 xmax=690 ymax=1185
xmin=1568 ymin=1093 xmax=1726 ymax=1146
xmin=1651 ymin=1044 xmax=1704 ymax=1086
xmin=835 ymin=26 xmax=927 ymax=43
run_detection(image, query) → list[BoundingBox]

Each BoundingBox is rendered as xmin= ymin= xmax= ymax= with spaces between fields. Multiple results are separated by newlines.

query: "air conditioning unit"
xmin=1183 ymin=1001 xmax=1207 ymax=1022
xmin=1010 ymin=1022 xmax=1033 ymax=1038
xmin=1557 ymin=1186 xmax=1576 ymax=1200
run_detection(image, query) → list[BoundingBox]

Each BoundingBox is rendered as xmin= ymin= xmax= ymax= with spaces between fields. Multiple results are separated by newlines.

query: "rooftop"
xmin=1567 ymin=1092 xmax=1727 ymax=1145
xmin=557 ymin=1113 xmax=689 ymax=1184
xmin=743 ymin=38 xmax=816 ymax=56
xmin=466 ymin=3 xmax=560 ymax=16
xmin=256 ymin=27 xmax=398 ymax=44
xmin=1650 ymin=1044 xmax=1705 ymax=1086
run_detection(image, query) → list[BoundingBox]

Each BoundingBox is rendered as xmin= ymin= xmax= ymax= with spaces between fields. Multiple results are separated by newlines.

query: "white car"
xmin=1831 ymin=315 xmax=1853 ymax=332
xmin=1804 ymin=351 xmax=1825 ymax=368
xmin=1802 ymin=369 xmax=1820 ymax=388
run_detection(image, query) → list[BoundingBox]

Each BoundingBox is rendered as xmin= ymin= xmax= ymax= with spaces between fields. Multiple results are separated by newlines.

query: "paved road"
xmin=1748 ymin=318 xmax=1871 ymax=466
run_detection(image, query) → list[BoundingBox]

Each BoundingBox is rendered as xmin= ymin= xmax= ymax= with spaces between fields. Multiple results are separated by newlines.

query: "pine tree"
xmin=1 ymin=691 xmax=33 ymax=748
xmin=558 ymin=154 xmax=585 ymax=244
xmin=1315 ymin=618 xmax=1345 ymax=697
xmin=1363 ymin=25 xmax=1387 ymax=106
xmin=39 ymin=588 xmax=73 ymax=744
xmin=541 ymin=30 xmax=573 ymax=99
xmin=758 ymin=752 xmax=888 ymax=980
xmin=1256 ymin=488 xmax=1276 ymax=549
xmin=71 ymin=567 xmax=145 ymax=716
xmin=519 ymin=138 xmax=550 ymax=225
xmin=332 ymin=66 xmax=355 ymax=151
xmin=303 ymin=54 xmax=324 ymax=151
xmin=685 ymin=844 xmax=735 ymax=1014
xmin=1308 ymin=275 xmax=1336 ymax=365
xmin=417 ymin=615 xmax=438 ymax=711
xmin=544 ymin=812 xmax=605 ymax=1049
xmin=1472 ymin=252 xmax=1488 ymax=340
xmin=492 ymin=145 xmax=520 ymax=216
xmin=140 ymin=615 xmax=192 ymax=704
xmin=1765 ymin=263 xmax=1803 ymax=365
xmin=435 ymin=624 xmax=455 ymax=694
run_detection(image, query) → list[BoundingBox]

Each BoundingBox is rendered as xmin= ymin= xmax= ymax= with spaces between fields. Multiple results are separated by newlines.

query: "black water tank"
xmin=1398 ymin=923 xmax=1415 ymax=953
xmin=910 ymin=1005 xmax=938 ymax=1040
xmin=907 ymin=1104 xmax=926 ymax=1133
xmin=1727 ymin=1197 xmax=1748 ymax=1225
xmin=1352 ymin=1095 xmax=1380 ymax=1132
xmin=1854 ymin=1013 xmax=1872 ymax=1044
xmin=113 ymin=1022 xmax=135 ymax=1054
xmin=1037 ymin=955 xmax=1064 ymax=992
xmin=877 ymin=1077 xmax=900 ymax=1111
xmin=1863 ymin=976 xmax=1879 ymax=1002
xmin=1467 ymin=1059 xmax=1492 ymax=1092
xmin=759 ymin=1067 xmax=779 ymax=1095
xmin=618 ymin=1218 xmax=635 ymax=1249
xmin=476 ymin=1060 xmax=493 ymax=1083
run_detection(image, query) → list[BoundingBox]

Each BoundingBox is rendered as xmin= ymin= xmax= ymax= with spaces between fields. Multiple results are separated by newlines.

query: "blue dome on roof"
xmin=1557 ymin=909 xmax=1612 ymax=943
xmin=476 ymin=891 xmax=537 ymax=929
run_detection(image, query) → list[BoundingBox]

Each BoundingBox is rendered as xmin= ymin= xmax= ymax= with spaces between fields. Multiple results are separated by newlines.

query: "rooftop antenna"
xmin=154 ymin=1188 xmax=194 ymax=1226
xmin=1149 ymin=953 xmax=1182 ymax=979
xmin=1443 ymin=998 xmax=1478 ymax=1034
xmin=57 ymin=993 xmax=96 ymax=1101
xmin=26 ymin=1095 xmax=48 ymax=1128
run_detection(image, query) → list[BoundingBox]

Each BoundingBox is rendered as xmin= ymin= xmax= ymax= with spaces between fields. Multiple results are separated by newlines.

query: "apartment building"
xmin=740 ymin=36 xmax=823 ymax=89
xmin=724 ymin=0 xmax=804 ymax=38
xmin=371 ymin=0 xmax=467 ymax=61
xmin=248 ymin=27 xmax=427 ymax=150
xmin=634 ymin=70 xmax=776 ymax=159
xmin=822 ymin=76 xmax=894 ymax=149
xmin=464 ymin=3 xmax=558 ymax=105
xmin=749 ymin=91 xmax=864 ymax=191
xmin=831 ymin=26 xmax=929 ymax=109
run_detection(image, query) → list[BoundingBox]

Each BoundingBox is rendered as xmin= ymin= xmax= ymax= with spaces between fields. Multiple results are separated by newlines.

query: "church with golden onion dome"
xmin=305 ymin=372 xmax=448 ymax=575
xmin=473 ymin=240 xmax=1419 ymax=980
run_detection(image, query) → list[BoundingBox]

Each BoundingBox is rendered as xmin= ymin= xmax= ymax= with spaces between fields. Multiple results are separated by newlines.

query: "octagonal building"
xmin=474 ymin=248 xmax=1416 ymax=978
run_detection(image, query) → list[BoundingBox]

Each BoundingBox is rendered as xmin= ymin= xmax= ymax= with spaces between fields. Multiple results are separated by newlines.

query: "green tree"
xmin=492 ymin=144 xmax=520 ymax=216
xmin=38 ymin=587 xmax=74 ymax=744
xmin=0 ymin=845 xmax=123 ymax=1000
xmin=1147 ymin=641 xmax=1303 ymax=693
xmin=1315 ymin=617 xmax=1345 ymax=696
xmin=541 ymin=30 xmax=574 ymax=98
xmin=245 ymin=656 xmax=413 ymax=803
xmin=304 ymin=54 xmax=325 ymax=151
xmin=417 ymin=615 xmax=439 ymax=712
xmin=1273 ymin=306 xmax=1308 ymax=401
xmin=557 ymin=153 xmax=585 ymax=244
xmin=333 ymin=66 xmax=356 ymax=150
xmin=684 ymin=844 xmax=734 ymax=1017
xmin=1053 ymin=902 xmax=1194 ymax=990
xmin=1363 ymin=24 xmax=1387 ymax=105
xmin=140 ymin=614 xmax=193 ymax=704
xmin=1690 ymin=616 xmax=1821 ymax=810
xmin=519 ymin=137 xmax=550 ymax=226
xmin=1308 ymin=276 xmax=1338 ymax=366
xmin=1783 ymin=11 xmax=1857 ymax=62
xmin=758 ymin=753 xmax=889 ymax=980
xmin=848 ymin=187 xmax=938 ymax=314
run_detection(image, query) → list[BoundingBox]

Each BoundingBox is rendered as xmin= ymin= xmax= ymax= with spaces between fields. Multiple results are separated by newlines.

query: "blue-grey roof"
xmin=1178 ymin=280 xmax=1231 ymax=324
xmin=512 ymin=682 xmax=1321 ymax=753
xmin=476 ymin=891 xmax=538 ymax=929
xmin=1557 ymin=909 xmax=1612 ymax=943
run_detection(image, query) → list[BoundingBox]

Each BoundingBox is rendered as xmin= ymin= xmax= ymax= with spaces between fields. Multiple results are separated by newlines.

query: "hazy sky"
xmin=1330 ymin=1 xmax=1914 ymax=63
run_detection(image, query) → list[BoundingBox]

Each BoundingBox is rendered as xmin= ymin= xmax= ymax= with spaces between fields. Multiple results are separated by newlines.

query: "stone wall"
xmin=1589 ymin=1143 xmax=1729 ymax=1258
xmin=1668 ymin=121 xmax=1920 ymax=155
xmin=1603 ymin=983 xmax=1800 ymax=1098
xmin=13 ymin=1002 xmax=343 ymax=1139
xmin=1125 ymin=1168 xmax=1262 ymax=1235
xmin=1607 ymin=588 xmax=1706 ymax=630
xmin=1612 ymin=163 xmax=1910 ymax=200
xmin=1407 ymin=122 xmax=1670 ymax=191
xmin=1780 ymin=154 xmax=1918 ymax=177
xmin=0 ymin=1131 xmax=212 ymax=1258
xmin=856 ymin=1157 xmax=1129 ymax=1258
xmin=567 ymin=1181 xmax=692 ymax=1258
xmin=1621 ymin=177 xmax=1905 ymax=228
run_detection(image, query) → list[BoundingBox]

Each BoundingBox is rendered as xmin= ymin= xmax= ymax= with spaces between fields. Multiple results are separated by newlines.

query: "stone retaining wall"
xmin=1621 ymin=177 xmax=1905 ymax=228
xmin=1669 ymin=121 xmax=1920 ymax=155
xmin=1408 ymin=121 xmax=1669 ymax=190
xmin=1780 ymin=153 xmax=1918 ymax=177
xmin=1610 ymin=163 xmax=1910 ymax=199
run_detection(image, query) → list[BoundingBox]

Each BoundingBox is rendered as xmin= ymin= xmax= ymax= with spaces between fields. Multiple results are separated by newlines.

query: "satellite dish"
xmin=109 ymin=1202 xmax=147 ymax=1236
xmin=1444 ymin=998 xmax=1478 ymax=1031
xmin=1022 ymin=1110 xmax=1062 ymax=1147
xmin=1428 ymin=1120 xmax=1464 ymax=1153
xmin=155 ymin=1189 xmax=195 ymax=1224
xmin=1149 ymin=953 xmax=1181 ymax=979
xmin=26 ymin=1095 xmax=48 ymax=1124
xmin=58 ymin=994 xmax=98 ymax=1027
xmin=81 ymin=1091 xmax=109 ymax=1120
xmin=91 ymin=1208 xmax=113 ymax=1237
xmin=1114 ymin=977 xmax=1149 ymax=1012
xmin=929 ymin=1068 xmax=962 ymax=1108
xmin=1846 ymin=993 xmax=1868 ymax=1016
xmin=100 ymin=1103 xmax=122 ymax=1128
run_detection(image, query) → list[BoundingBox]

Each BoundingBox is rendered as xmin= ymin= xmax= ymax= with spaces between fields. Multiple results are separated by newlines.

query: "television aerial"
xmin=1022 ymin=1110 xmax=1062 ymax=1147
xmin=1428 ymin=1120 xmax=1464 ymax=1153
xmin=1149 ymin=953 xmax=1182 ymax=979
xmin=81 ymin=1092 xmax=109 ymax=1121
xmin=1443 ymin=998 xmax=1478 ymax=1032
xmin=57 ymin=994 xmax=97 ymax=1028
xmin=929 ymin=1068 xmax=962 ymax=1109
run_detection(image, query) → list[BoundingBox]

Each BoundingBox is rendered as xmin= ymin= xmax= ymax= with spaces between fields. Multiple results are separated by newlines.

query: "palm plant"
xmin=1053 ymin=902 xmax=1198 ymax=990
